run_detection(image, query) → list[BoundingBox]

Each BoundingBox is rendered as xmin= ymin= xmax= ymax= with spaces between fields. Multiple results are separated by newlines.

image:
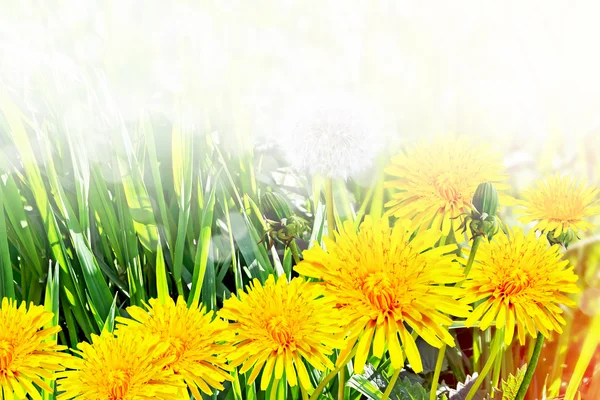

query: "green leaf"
xmin=102 ymin=294 xmax=119 ymax=333
xmin=155 ymin=240 xmax=170 ymax=303
xmin=0 ymin=90 xmax=94 ymax=337
xmin=393 ymin=378 xmax=428 ymax=400
xmin=42 ymin=262 xmax=59 ymax=400
xmin=188 ymin=177 xmax=217 ymax=307
xmin=501 ymin=365 xmax=527 ymax=400
xmin=0 ymin=173 xmax=43 ymax=277
xmin=172 ymin=123 xmax=194 ymax=296
xmin=347 ymin=364 xmax=385 ymax=399
xmin=0 ymin=181 xmax=15 ymax=299
xmin=114 ymin=120 xmax=159 ymax=251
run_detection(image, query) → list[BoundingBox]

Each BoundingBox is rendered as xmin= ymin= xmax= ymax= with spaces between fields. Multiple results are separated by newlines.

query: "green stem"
xmin=310 ymin=347 xmax=357 ymax=400
xmin=430 ymin=231 xmax=466 ymax=399
xmin=430 ymin=344 xmax=447 ymax=400
xmin=325 ymin=178 xmax=336 ymax=240
xmin=337 ymin=368 xmax=346 ymax=400
xmin=290 ymin=241 xmax=301 ymax=265
xmin=473 ymin=331 xmax=481 ymax=372
xmin=381 ymin=368 xmax=402 ymax=400
xmin=515 ymin=334 xmax=545 ymax=400
xmin=483 ymin=329 xmax=492 ymax=393
xmin=460 ymin=235 xmax=483 ymax=375
xmin=353 ymin=184 xmax=374 ymax=229
xmin=458 ymin=235 xmax=483 ymax=285
xmin=301 ymin=386 xmax=309 ymax=400
xmin=491 ymin=340 xmax=504 ymax=398
xmin=465 ymin=330 xmax=503 ymax=400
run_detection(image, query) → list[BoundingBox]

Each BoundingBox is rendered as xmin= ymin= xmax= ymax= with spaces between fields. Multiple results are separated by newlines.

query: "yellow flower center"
xmin=0 ymin=340 xmax=14 ymax=372
xmin=496 ymin=267 xmax=531 ymax=298
xmin=540 ymin=194 xmax=585 ymax=221
xmin=107 ymin=369 xmax=130 ymax=400
xmin=165 ymin=336 xmax=186 ymax=365
xmin=362 ymin=272 xmax=401 ymax=313
xmin=432 ymin=172 xmax=462 ymax=203
xmin=266 ymin=314 xmax=296 ymax=350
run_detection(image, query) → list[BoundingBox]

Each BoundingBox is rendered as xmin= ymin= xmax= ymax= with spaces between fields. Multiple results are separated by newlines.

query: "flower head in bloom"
xmin=218 ymin=275 xmax=345 ymax=391
xmin=384 ymin=137 xmax=508 ymax=235
xmin=461 ymin=228 xmax=580 ymax=345
xmin=516 ymin=175 xmax=600 ymax=237
xmin=0 ymin=298 xmax=67 ymax=399
xmin=295 ymin=217 xmax=471 ymax=374
xmin=115 ymin=297 xmax=234 ymax=398
xmin=274 ymin=90 xmax=389 ymax=180
xmin=57 ymin=330 xmax=184 ymax=400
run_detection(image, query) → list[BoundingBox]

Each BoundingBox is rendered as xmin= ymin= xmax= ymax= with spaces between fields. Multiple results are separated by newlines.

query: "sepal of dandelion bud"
xmin=457 ymin=182 xmax=501 ymax=240
xmin=547 ymin=228 xmax=579 ymax=249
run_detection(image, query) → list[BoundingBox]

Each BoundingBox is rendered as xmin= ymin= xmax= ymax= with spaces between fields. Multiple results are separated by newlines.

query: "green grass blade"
xmin=0 ymin=182 xmax=15 ymax=299
xmin=171 ymin=123 xmax=194 ymax=296
xmin=0 ymin=89 xmax=94 ymax=337
xmin=155 ymin=239 xmax=170 ymax=303
xmin=0 ymin=173 xmax=44 ymax=277
xmin=188 ymin=178 xmax=217 ymax=307
xmin=115 ymin=121 xmax=159 ymax=252
xmin=42 ymin=262 xmax=59 ymax=400
xmin=102 ymin=294 xmax=118 ymax=333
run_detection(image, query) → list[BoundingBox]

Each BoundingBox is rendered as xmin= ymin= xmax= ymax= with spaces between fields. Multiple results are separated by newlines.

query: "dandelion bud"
xmin=547 ymin=228 xmax=578 ymax=249
xmin=468 ymin=182 xmax=501 ymax=240
xmin=260 ymin=191 xmax=292 ymax=221
xmin=472 ymin=182 xmax=499 ymax=218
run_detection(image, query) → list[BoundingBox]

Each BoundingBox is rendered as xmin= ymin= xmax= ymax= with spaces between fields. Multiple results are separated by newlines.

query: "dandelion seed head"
xmin=274 ymin=90 xmax=390 ymax=180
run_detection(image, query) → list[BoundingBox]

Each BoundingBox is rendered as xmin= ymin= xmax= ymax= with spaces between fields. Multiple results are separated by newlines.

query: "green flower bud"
xmin=547 ymin=228 xmax=578 ymax=248
xmin=472 ymin=182 xmax=499 ymax=218
xmin=260 ymin=191 xmax=292 ymax=221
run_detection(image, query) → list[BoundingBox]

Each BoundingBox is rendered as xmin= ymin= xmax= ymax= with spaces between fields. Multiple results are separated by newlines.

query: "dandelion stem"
xmin=381 ymin=367 xmax=402 ymax=400
xmin=458 ymin=235 xmax=483 ymax=379
xmin=515 ymin=333 xmax=545 ymax=400
xmin=431 ymin=234 xmax=484 ymax=399
xmin=459 ymin=235 xmax=483 ymax=284
xmin=465 ymin=329 xmax=503 ymax=400
xmin=301 ymin=386 xmax=309 ymax=400
xmin=430 ymin=344 xmax=447 ymax=400
xmin=310 ymin=347 xmax=357 ymax=400
xmin=338 ymin=368 xmax=346 ymax=400
xmin=325 ymin=178 xmax=336 ymax=240
xmin=290 ymin=240 xmax=301 ymax=265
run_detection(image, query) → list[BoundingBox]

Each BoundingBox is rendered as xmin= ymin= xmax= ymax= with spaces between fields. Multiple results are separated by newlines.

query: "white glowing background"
xmin=2 ymin=0 xmax=600 ymax=154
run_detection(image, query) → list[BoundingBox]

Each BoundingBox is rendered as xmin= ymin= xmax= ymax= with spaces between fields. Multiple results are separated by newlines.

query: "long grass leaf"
xmin=0 ymin=182 xmax=15 ymax=299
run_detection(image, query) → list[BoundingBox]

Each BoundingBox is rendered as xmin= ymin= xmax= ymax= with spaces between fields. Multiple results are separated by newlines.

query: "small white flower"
xmin=272 ymin=90 xmax=391 ymax=180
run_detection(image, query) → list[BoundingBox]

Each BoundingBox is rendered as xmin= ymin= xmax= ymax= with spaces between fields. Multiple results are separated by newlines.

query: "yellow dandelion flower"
xmin=218 ymin=275 xmax=345 ymax=391
xmin=461 ymin=228 xmax=580 ymax=345
xmin=115 ymin=297 xmax=234 ymax=398
xmin=384 ymin=137 xmax=508 ymax=235
xmin=295 ymin=217 xmax=471 ymax=374
xmin=0 ymin=297 xmax=67 ymax=399
xmin=57 ymin=330 xmax=184 ymax=400
xmin=516 ymin=174 xmax=600 ymax=235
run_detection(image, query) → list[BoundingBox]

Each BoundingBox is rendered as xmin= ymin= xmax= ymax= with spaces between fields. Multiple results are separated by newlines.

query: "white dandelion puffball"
xmin=275 ymin=91 xmax=390 ymax=180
